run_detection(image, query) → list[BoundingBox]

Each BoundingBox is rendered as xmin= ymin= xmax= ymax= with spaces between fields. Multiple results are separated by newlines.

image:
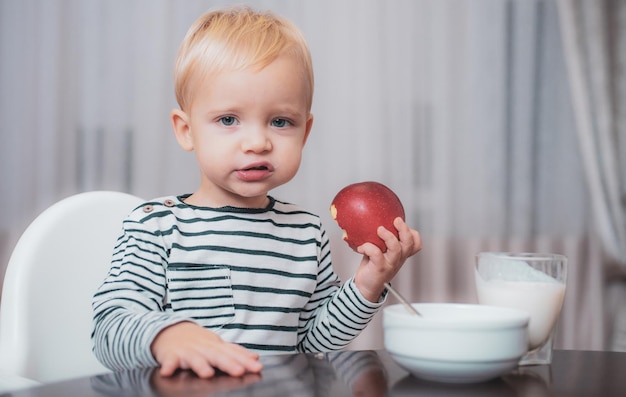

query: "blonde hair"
xmin=174 ymin=6 xmax=314 ymax=112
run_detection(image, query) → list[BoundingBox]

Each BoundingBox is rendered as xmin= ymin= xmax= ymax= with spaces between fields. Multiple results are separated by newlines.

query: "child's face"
xmin=172 ymin=55 xmax=313 ymax=208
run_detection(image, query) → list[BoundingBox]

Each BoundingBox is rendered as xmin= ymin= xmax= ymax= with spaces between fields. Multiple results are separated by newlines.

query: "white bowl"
xmin=383 ymin=303 xmax=530 ymax=384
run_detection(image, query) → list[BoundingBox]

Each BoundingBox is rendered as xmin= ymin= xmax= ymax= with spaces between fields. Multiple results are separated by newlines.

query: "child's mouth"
xmin=237 ymin=163 xmax=273 ymax=181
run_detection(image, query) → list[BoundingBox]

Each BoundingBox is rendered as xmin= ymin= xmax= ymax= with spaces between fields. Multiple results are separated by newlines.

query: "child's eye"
xmin=271 ymin=118 xmax=291 ymax=128
xmin=219 ymin=116 xmax=237 ymax=126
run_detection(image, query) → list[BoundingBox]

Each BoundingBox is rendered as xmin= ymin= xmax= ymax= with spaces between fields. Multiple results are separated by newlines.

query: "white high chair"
xmin=0 ymin=191 xmax=144 ymax=387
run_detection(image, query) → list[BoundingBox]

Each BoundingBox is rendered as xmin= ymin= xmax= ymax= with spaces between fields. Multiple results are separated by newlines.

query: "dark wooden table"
xmin=2 ymin=349 xmax=625 ymax=396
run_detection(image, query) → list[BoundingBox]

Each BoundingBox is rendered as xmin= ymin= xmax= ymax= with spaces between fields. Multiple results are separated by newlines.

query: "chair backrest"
xmin=0 ymin=191 xmax=144 ymax=384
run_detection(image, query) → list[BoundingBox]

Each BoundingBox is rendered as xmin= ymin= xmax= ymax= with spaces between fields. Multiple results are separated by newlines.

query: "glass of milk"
xmin=474 ymin=252 xmax=567 ymax=365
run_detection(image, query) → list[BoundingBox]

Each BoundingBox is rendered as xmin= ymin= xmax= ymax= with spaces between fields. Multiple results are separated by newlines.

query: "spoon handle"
xmin=384 ymin=282 xmax=422 ymax=316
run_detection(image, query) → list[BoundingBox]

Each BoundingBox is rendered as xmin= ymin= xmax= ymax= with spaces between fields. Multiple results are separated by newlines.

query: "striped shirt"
xmin=91 ymin=195 xmax=385 ymax=371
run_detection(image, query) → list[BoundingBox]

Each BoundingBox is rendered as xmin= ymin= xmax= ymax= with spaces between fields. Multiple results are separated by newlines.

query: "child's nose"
xmin=241 ymin=127 xmax=272 ymax=153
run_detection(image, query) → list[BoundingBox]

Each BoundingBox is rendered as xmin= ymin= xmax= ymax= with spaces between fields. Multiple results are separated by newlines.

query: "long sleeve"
xmin=296 ymin=226 xmax=386 ymax=352
xmin=91 ymin=210 xmax=190 ymax=370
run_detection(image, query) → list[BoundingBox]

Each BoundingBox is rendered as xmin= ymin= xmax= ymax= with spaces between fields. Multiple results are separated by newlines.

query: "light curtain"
xmin=556 ymin=0 xmax=626 ymax=350
xmin=0 ymin=0 xmax=605 ymax=350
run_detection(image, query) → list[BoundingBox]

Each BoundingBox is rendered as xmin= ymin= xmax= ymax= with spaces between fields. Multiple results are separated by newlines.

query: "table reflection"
xmin=501 ymin=366 xmax=551 ymax=397
xmin=391 ymin=376 xmax=517 ymax=397
xmin=5 ymin=350 xmax=626 ymax=396
xmin=89 ymin=350 xmax=387 ymax=397
xmin=390 ymin=362 xmax=552 ymax=397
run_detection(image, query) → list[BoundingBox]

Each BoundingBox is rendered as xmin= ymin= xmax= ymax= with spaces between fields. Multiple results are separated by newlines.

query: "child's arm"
xmin=92 ymin=209 xmax=262 ymax=378
xmin=353 ymin=217 xmax=422 ymax=302
xmin=93 ymin=261 xmax=262 ymax=378
xmin=295 ymin=219 xmax=418 ymax=353
xmin=151 ymin=322 xmax=262 ymax=378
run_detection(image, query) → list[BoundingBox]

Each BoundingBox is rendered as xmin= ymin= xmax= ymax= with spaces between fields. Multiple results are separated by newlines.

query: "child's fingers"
xmin=393 ymin=217 xmax=422 ymax=254
xmin=236 ymin=349 xmax=263 ymax=372
xmin=187 ymin=354 xmax=217 ymax=378
xmin=202 ymin=343 xmax=262 ymax=377
xmin=159 ymin=354 xmax=184 ymax=377
xmin=408 ymin=229 xmax=422 ymax=253
xmin=393 ymin=217 xmax=412 ymax=243
xmin=157 ymin=340 xmax=261 ymax=379
xmin=377 ymin=225 xmax=401 ymax=254
xmin=357 ymin=241 xmax=384 ymax=260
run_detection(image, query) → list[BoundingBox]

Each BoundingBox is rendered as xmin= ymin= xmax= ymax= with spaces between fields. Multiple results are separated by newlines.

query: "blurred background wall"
xmin=1 ymin=0 xmax=624 ymax=352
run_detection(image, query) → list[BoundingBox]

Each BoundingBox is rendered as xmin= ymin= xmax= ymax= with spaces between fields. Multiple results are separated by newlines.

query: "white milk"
xmin=475 ymin=272 xmax=566 ymax=350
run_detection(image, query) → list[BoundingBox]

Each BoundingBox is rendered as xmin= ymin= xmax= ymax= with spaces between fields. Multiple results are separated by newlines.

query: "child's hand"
xmin=353 ymin=217 xmax=421 ymax=302
xmin=151 ymin=322 xmax=263 ymax=378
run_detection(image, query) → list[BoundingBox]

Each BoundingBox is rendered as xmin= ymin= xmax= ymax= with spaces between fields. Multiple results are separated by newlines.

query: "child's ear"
xmin=171 ymin=109 xmax=194 ymax=151
xmin=303 ymin=113 xmax=314 ymax=145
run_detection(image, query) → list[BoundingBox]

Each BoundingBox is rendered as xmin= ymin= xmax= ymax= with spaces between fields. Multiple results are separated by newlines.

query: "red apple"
xmin=330 ymin=181 xmax=405 ymax=252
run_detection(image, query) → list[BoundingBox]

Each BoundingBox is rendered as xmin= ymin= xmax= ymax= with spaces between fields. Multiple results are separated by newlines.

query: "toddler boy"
xmin=92 ymin=6 xmax=421 ymax=378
